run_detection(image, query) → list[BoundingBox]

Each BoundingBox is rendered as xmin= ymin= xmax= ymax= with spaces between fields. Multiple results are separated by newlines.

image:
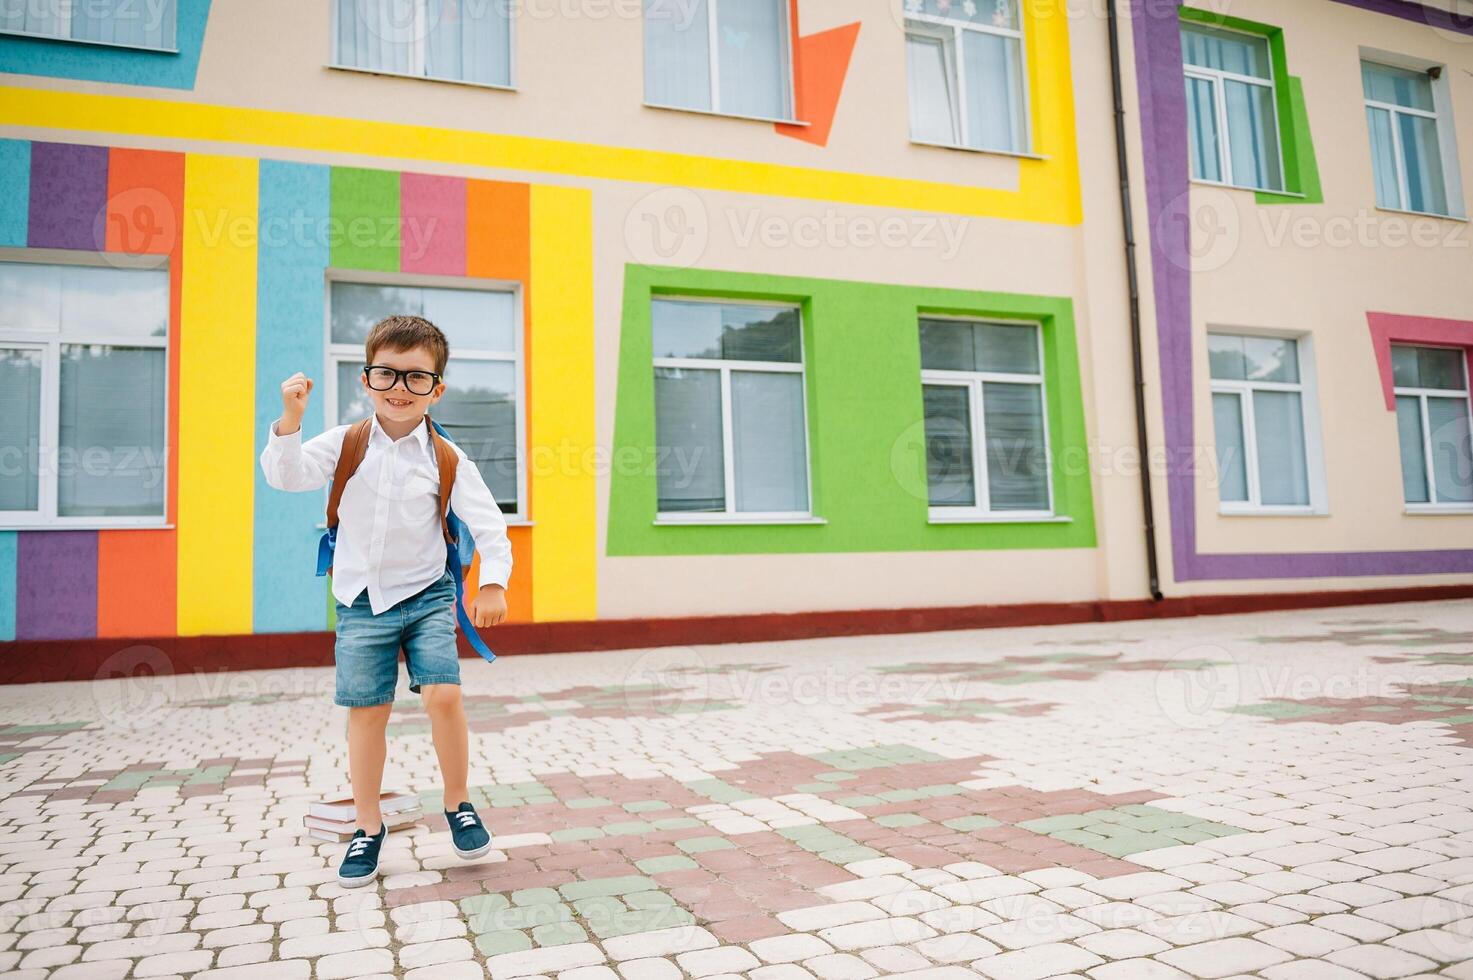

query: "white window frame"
xmin=1208 ymin=331 xmax=1327 ymax=516
xmin=920 ymin=317 xmax=1055 ymax=523
xmin=642 ymin=0 xmax=798 ymax=125
xmin=0 ymin=0 xmax=179 ymax=52
xmin=323 ymin=269 xmax=528 ymax=524
xmin=1394 ymin=343 xmax=1473 ymax=513
xmin=1361 ymin=54 xmax=1464 ymax=219
xmin=0 ymin=249 xmax=171 ymax=531
xmin=652 ymin=296 xmax=816 ymax=524
xmin=1181 ymin=24 xmax=1285 ymax=193
xmin=328 ymin=0 xmax=517 ymax=91
xmin=904 ymin=5 xmax=1033 ymax=156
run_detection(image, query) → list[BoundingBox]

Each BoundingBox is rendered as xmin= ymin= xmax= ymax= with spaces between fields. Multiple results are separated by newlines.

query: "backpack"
xmin=314 ymin=415 xmax=496 ymax=663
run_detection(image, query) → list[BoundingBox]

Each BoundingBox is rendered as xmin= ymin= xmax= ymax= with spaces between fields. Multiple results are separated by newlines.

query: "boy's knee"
xmin=421 ymin=684 xmax=462 ymax=714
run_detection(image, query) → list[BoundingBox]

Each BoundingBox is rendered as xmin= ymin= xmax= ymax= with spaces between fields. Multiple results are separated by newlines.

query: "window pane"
xmin=906 ymin=32 xmax=958 ymax=145
xmin=1391 ymin=345 xmax=1419 ymax=388
xmin=426 ymin=0 xmax=511 ymax=85
xmin=0 ymin=0 xmax=67 ymax=38
xmin=72 ymin=0 xmax=175 ymax=49
xmin=919 ymin=318 xmax=974 ymax=372
xmin=337 ymin=361 xmax=377 ymax=422
xmin=1186 ymin=75 xmax=1223 ymax=183
xmin=1417 ymin=347 xmax=1467 ymax=391
xmin=1211 ymin=391 xmax=1248 ymax=502
xmin=331 ymin=282 xmax=423 ymax=344
xmin=1366 ymin=106 xmax=1401 ymax=210
xmin=654 ymin=366 xmax=724 ymax=512
xmin=910 ymin=0 xmax=1019 ymax=31
xmin=923 ymin=384 xmax=975 ymax=507
xmin=1399 ymin=111 xmax=1449 ymax=216
xmin=1363 ymin=62 xmax=1435 ymax=111
xmin=983 ymin=382 xmax=1048 ymax=511
xmin=420 ymin=286 xmax=517 ymax=352
xmin=336 ymin=0 xmax=418 ymax=75
xmin=0 ymin=348 xmax=41 ymax=512
xmin=0 ymin=262 xmax=62 ymax=332
xmin=58 ymin=345 xmax=166 ymax=517
xmin=961 ymin=30 xmax=1025 ymax=153
xmin=1427 ymin=396 xmax=1473 ymax=503
xmin=1252 ymin=389 xmax=1309 ymax=505
xmin=974 ymin=322 xmax=1039 ymax=374
xmin=436 ymin=359 xmax=518 ymax=512
xmin=652 ymin=300 xmax=800 ymax=363
xmin=1224 ymin=79 xmax=1281 ymax=190
xmin=716 ymin=0 xmax=790 ymax=120
xmin=1396 ymin=395 xmax=1429 ymax=503
xmin=644 ymin=0 xmax=711 ymax=111
xmin=60 ymin=265 xmax=170 ymax=339
xmin=1182 ymin=26 xmax=1271 ymax=79
xmin=731 ymin=371 xmax=808 ymax=512
xmin=1242 ymin=336 xmax=1298 ymax=383
xmin=1207 ymin=334 xmax=1246 ymax=381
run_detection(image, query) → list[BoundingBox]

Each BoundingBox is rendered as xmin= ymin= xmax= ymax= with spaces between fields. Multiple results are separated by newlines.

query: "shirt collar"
xmin=368 ymin=413 xmax=431 ymax=451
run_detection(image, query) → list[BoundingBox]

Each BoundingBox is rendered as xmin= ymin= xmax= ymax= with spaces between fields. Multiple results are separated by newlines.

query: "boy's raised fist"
xmin=279 ymin=372 xmax=313 ymax=434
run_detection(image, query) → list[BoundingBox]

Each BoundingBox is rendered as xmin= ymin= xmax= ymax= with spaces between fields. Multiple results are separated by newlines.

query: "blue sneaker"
xmin=444 ymin=801 xmax=492 ymax=859
xmin=337 ymin=822 xmax=386 ymax=888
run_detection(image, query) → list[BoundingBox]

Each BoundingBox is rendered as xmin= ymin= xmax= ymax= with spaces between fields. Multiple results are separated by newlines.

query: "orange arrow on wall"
xmin=776 ymin=18 xmax=862 ymax=148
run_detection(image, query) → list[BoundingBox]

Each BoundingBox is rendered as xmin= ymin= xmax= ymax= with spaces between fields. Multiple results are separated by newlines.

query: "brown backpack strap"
xmin=325 ymin=418 xmax=373 ymax=530
xmin=424 ymin=416 xmax=459 ymax=546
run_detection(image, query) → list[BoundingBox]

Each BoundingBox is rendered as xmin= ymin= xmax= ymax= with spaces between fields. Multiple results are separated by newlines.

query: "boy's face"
xmin=361 ymin=344 xmax=446 ymax=425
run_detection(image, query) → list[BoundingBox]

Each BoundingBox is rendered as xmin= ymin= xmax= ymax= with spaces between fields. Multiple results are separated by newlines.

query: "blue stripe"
xmin=0 ymin=140 xmax=30 ymax=247
xmin=0 ymin=532 xmax=15 ymax=642
xmin=253 ymin=160 xmax=331 ymax=633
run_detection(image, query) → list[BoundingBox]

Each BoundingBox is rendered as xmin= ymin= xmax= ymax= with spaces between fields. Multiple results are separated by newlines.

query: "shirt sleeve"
xmin=448 ymin=449 xmax=514 ymax=591
xmin=259 ymin=420 xmax=348 ymax=492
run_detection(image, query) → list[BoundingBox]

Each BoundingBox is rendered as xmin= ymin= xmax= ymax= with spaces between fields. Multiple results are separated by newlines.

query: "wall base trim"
xmin=4 ymin=583 xmax=1471 ymax=685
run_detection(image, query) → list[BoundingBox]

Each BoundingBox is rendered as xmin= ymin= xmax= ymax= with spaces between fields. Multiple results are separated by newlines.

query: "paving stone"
xmin=1156 ymin=938 xmax=1292 ymax=978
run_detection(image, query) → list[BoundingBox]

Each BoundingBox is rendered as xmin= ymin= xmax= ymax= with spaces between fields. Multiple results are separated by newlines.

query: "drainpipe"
xmin=1106 ymin=0 xmax=1165 ymax=601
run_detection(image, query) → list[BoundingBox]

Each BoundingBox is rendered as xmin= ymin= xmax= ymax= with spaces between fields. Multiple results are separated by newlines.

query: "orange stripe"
xmin=466 ymin=179 xmax=533 ymax=623
xmin=97 ymin=147 xmax=184 ymax=638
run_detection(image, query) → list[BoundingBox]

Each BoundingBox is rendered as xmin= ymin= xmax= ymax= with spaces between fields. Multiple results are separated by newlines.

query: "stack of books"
xmin=302 ymin=790 xmax=423 ymax=842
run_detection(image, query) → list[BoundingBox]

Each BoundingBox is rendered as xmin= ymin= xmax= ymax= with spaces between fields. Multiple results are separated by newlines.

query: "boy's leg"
xmin=401 ymin=571 xmax=468 ymax=809
xmin=348 ymin=703 xmax=394 ymax=832
xmin=421 ymin=685 xmax=469 ymax=810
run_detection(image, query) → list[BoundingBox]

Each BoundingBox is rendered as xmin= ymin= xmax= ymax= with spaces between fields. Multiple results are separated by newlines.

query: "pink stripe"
xmin=400 ymin=172 xmax=466 ymax=275
xmin=1367 ymin=312 xmax=1473 ymax=412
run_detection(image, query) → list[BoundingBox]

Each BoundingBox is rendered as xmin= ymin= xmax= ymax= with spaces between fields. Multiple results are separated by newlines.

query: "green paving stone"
xmin=651 ymin=817 xmax=703 ymax=830
xmin=795 ymin=834 xmax=851 ymax=852
xmin=795 ymin=782 xmax=838 ymax=794
xmin=572 ymin=896 xmax=626 ymax=919
xmin=532 ymin=921 xmax=587 ymax=947
xmin=551 ymin=826 xmax=604 ymax=842
xmin=682 ymin=778 xmax=755 ymax=803
xmin=512 ymin=888 xmax=562 ymax=907
xmin=1164 ymin=827 xmax=1217 ymax=844
xmin=635 ymin=855 xmax=698 ymax=875
xmin=876 ymin=789 xmax=926 ymax=803
xmin=461 ymin=894 xmax=512 ymax=917
xmin=1018 ymin=814 xmax=1094 ymax=833
xmin=625 ymin=890 xmax=676 ymax=910
xmin=525 ymin=795 xmax=557 ymax=805
xmin=603 ymin=821 xmax=656 ymax=837
xmin=1052 ymin=829 xmax=1108 ymax=847
xmin=559 ymin=876 xmax=658 ymax=901
xmin=943 ymin=815 xmax=1001 ymax=831
xmin=475 ymin=930 xmax=532 ymax=956
xmin=1230 ymin=701 xmax=1334 ymax=719
xmin=565 ymin=797 xmax=613 ymax=809
xmin=918 ymin=784 xmax=965 ymax=797
xmin=591 ymin=906 xmax=694 ymax=939
xmin=780 ymin=824 xmax=837 ymax=841
xmin=836 ymin=795 xmax=883 ymax=808
xmin=489 ymin=902 xmax=571 ymax=930
xmin=1093 ymin=833 xmax=1176 ymax=857
xmin=1193 ymin=820 xmax=1246 ymax=837
xmin=623 ymin=800 xmax=672 ymax=813
xmin=815 ymin=771 xmax=858 ymax=782
xmin=874 ymin=813 xmax=928 ymax=828
xmin=819 ymin=846 xmax=882 ymax=863
xmin=676 ymin=836 xmax=734 ymax=854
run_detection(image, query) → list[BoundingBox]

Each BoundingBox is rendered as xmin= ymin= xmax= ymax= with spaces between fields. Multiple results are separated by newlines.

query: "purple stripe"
xmin=1130 ymin=0 xmax=1473 ymax=580
xmin=28 ymin=143 xmax=108 ymax=251
xmin=15 ymin=532 xmax=97 ymax=640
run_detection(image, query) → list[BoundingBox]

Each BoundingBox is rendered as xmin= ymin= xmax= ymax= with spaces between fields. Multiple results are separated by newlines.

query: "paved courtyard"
xmin=3 ymin=600 xmax=1473 ymax=979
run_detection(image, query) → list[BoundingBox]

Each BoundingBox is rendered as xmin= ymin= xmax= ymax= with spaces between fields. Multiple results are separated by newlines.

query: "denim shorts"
xmin=333 ymin=569 xmax=461 ymax=707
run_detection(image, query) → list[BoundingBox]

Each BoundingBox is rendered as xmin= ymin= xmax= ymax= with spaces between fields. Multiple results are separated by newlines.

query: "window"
xmin=1363 ymin=61 xmax=1451 ymax=216
xmin=0 ymin=256 xmax=169 ymax=527
xmin=1208 ymin=334 xmax=1320 ymax=511
xmin=0 ymin=0 xmax=176 ymax=50
xmin=643 ymin=0 xmax=794 ymax=122
xmin=1181 ymin=24 xmax=1283 ymax=191
xmin=651 ymin=298 xmax=811 ymax=519
xmin=1393 ymin=344 xmax=1472 ymax=508
xmin=920 ymin=318 xmax=1051 ymax=518
xmin=327 ymin=278 xmax=524 ymax=518
xmin=333 ymin=0 xmax=512 ymax=87
xmin=904 ymin=0 xmax=1027 ymax=154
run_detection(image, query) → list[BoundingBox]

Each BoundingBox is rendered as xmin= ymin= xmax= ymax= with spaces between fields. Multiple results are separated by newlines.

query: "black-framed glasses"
xmin=363 ymin=364 xmax=440 ymax=396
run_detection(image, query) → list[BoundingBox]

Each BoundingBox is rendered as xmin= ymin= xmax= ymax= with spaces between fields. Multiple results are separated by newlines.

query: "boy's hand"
xmin=469 ymin=585 xmax=508 ymax=629
xmin=279 ymin=372 xmax=313 ymax=435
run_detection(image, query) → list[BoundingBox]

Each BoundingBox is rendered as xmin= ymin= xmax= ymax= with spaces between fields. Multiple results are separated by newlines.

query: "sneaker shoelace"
xmin=346 ymin=836 xmax=373 ymax=857
xmin=454 ymin=812 xmax=478 ymax=829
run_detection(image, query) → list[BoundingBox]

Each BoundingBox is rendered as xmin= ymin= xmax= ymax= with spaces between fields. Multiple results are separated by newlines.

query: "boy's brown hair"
xmin=365 ymin=315 xmax=449 ymax=376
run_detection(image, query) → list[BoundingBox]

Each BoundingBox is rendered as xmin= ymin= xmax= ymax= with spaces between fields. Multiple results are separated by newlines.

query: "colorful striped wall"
xmin=0 ymin=140 xmax=597 ymax=642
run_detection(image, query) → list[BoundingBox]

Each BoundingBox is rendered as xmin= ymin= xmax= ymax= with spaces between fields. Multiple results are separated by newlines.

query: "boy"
xmin=260 ymin=315 xmax=513 ymax=888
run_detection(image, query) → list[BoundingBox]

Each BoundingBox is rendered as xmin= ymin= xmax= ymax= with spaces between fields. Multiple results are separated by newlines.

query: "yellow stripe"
xmin=529 ymin=186 xmax=598 ymax=622
xmin=177 ymin=154 xmax=258 ymax=636
xmin=0 ymin=0 xmax=1081 ymax=226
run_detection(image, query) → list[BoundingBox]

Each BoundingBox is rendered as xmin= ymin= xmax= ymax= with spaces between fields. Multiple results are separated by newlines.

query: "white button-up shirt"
xmin=260 ymin=414 xmax=513 ymax=615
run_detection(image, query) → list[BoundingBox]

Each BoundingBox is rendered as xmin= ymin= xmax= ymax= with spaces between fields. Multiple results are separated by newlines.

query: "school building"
xmin=0 ymin=0 xmax=1470 ymax=681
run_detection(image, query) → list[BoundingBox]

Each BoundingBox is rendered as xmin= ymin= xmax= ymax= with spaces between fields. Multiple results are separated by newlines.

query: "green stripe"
xmin=330 ymin=166 xmax=401 ymax=271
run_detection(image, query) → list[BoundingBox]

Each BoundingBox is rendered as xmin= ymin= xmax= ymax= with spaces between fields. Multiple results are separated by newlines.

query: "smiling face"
xmin=361 ymin=344 xmax=446 ymax=425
